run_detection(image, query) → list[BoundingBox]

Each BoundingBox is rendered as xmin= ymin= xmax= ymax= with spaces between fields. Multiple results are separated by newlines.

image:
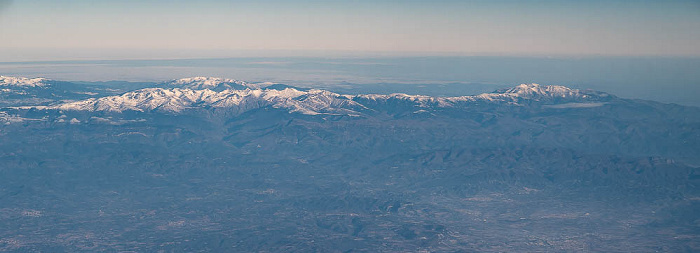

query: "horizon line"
xmin=2 ymin=51 xmax=700 ymax=64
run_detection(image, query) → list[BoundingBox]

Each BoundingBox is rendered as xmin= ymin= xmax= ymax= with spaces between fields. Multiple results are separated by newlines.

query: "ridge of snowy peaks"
xmin=353 ymin=83 xmax=612 ymax=107
xmin=490 ymin=83 xmax=609 ymax=101
xmin=55 ymin=82 xmax=614 ymax=115
xmin=57 ymin=87 xmax=366 ymax=115
xmin=163 ymin=77 xmax=280 ymax=91
xmin=0 ymin=76 xmax=50 ymax=87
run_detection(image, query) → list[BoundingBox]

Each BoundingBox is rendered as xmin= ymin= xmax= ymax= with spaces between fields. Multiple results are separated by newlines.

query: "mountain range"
xmin=0 ymin=76 xmax=698 ymax=252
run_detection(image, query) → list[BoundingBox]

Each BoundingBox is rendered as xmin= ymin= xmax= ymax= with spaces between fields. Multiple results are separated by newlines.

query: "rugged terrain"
xmin=1 ymin=76 xmax=698 ymax=252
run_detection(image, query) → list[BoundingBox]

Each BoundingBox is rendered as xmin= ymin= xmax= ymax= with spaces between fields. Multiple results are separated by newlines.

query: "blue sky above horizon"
xmin=0 ymin=0 xmax=699 ymax=61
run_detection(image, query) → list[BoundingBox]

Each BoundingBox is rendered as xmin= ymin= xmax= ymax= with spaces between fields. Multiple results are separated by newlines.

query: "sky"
xmin=0 ymin=0 xmax=699 ymax=61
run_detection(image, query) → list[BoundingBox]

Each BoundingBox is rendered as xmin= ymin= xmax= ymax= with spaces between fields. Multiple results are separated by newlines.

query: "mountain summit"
xmin=0 ymin=76 xmax=50 ymax=87
xmin=164 ymin=77 xmax=250 ymax=91
xmin=492 ymin=83 xmax=611 ymax=101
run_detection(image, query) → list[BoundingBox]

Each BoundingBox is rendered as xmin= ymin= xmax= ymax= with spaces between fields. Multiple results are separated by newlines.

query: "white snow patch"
xmin=0 ymin=76 xmax=49 ymax=87
xmin=21 ymin=210 xmax=43 ymax=217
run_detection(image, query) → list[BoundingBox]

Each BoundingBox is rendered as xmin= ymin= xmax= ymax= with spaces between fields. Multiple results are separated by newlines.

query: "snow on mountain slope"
xmin=164 ymin=77 xmax=281 ymax=91
xmin=353 ymin=83 xmax=611 ymax=108
xmin=0 ymin=76 xmax=50 ymax=87
xmin=54 ymin=79 xmax=613 ymax=115
xmin=57 ymin=87 xmax=366 ymax=115
xmin=164 ymin=77 xmax=249 ymax=90
xmin=490 ymin=83 xmax=610 ymax=100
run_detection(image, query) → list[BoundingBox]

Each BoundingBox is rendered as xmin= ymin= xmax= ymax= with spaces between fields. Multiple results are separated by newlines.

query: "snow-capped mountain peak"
xmin=165 ymin=77 xmax=249 ymax=90
xmin=499 ymin=83 xmax=579 ymax=98
xmin=0 ymin=76 xmax=50 ymax=87
xmin=450 ymin=83 xmax=611 ymax=104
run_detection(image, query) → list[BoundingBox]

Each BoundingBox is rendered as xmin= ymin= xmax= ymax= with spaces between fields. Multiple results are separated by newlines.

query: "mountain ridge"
xmin=1 ymin=76 xmax=699 ymax=252
xmin=0 ymin=75 xmax=50 ymax=87
xmin=45 ymin=77 xmax=616 ymax=115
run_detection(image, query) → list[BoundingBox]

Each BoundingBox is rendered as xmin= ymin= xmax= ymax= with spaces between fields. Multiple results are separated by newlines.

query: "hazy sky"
xmin=1 ymin=0 xmax=699 ymax=61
